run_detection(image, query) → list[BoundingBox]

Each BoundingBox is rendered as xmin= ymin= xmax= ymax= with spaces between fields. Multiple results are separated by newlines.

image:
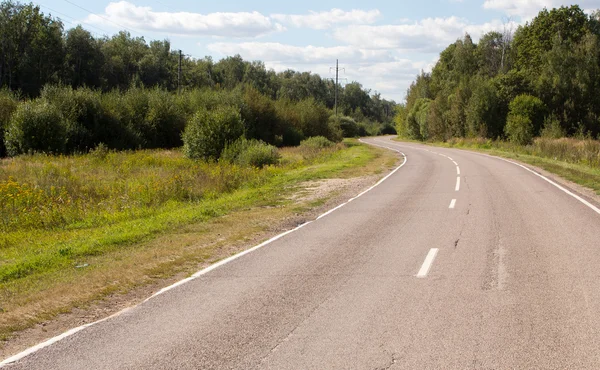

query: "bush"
xmin=0 ymin=90 xmax=18 ymax=157
xmin=357 ymin=123 xmax=369 ymax=137
xmin=295 ymin=98 xmax=342 ymax=142
xmin=332 ymin=116 xmax=359 ymax=137
xmin=540 ymin=114 xmax=566 ymax=139
xmin=182 ymin=105 xmax=244 ymax=160
xmin=380 ymin=123 xmax=397 ymax=135
xmin=299 ymin=136 xmax=334 ymax=149
xmin=5 ymin=100 xmax=67 ymax=155
xmin=505 ymin=114 xmax=534 ymax=145
xmin=41 ymin=85 xmax=114 ymax=153
xmin=241 ymin=87 xmax=279 ymax=144
xmin=177 ymin=88 xmax=242 ymax=118
xmin=145 ymin=89 xmax=186 ymax=148
xmin=221 ymin=137 xmax=280 ymax=168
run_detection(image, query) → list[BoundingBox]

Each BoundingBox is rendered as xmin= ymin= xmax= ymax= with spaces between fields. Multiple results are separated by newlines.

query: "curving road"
xmin=3 ymin=136 xmax=600 ymax=369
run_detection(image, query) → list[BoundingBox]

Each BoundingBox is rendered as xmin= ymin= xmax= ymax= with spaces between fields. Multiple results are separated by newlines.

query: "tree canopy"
xmin=397 ymin=5 xmax=600 ymax=141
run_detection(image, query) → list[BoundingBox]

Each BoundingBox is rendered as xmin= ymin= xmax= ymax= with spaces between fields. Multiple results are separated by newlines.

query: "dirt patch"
xmin=0 ymin=167 xmax=394 ymax=360
xmin=289 ymin=177 xmax=376 ymax=204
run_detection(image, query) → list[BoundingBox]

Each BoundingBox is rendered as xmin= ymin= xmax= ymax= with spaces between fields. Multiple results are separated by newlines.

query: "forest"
xmin=396 ymin=5 xmax=600 ymax=145
xmin=0 ymin=1 xmax=396 ymax=159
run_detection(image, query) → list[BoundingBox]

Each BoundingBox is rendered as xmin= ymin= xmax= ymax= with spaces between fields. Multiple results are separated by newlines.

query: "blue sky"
xmin=35 ymin=0 xmax=598 ymax=102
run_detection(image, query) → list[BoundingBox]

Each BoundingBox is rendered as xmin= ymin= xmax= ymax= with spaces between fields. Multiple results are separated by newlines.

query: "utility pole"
xmin=335 ymin=59 xmax=339 ymax=116
xmin=178 ymin=50 xmax=182 ymax=94
xmin=329 ymin=59 xmax=346 ymax=117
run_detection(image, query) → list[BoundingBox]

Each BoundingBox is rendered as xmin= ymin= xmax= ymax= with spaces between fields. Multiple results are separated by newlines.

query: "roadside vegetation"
xmin=396 ymin=6 xmax=600 ymax=143
xmin=0 ymin=139 xmax=398 ymax=343
xmin=394 ymin=5 xmax=600 ymax=194
xmin=432 ymin=137 xmax=600 ymax=195
xmin=0 ymin=0 xmax=401 ymax=347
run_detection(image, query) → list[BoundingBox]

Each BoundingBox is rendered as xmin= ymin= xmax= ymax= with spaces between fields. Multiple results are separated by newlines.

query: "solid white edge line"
xmin=455 ymin=177 xmax=461 ymax=191
xmin=449 ymin=199 xmax=457 ymax=209
xmin=0 ymin=139 xmax=408 ymax=367
xmin=382 ymin=138 xmax=600 ymax=217
xmin=480 ymin=154 xmax=600 ymax=216
xmin=417 ymin=248 xmax=439 ymax=277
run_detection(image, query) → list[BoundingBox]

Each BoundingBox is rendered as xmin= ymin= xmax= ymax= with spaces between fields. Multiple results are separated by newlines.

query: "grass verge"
xmin=0 ymin=139 xmax=398 ymax=347
xmin=396 ymin=137 xmax=600 ymax=195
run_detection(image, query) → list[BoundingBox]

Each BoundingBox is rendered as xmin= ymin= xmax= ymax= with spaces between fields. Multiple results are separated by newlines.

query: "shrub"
xmin=120 ymin=87 xmax=151 ymax=148
xmin=241 ymin=87 xmax=279 ymax=144
xmin=540 ymin=114 xmax=566 ymax=139
xmin=300 ymin=136 xmax=334 ymax=149
xmin=274 ymin=99 xmax=304 ymax=146
xmin=41 ymin=85 xmax=113 ymax=153
xmin=357 ymin=123 xmax=370 ymax=137
xmin=505 ymin=114 xmax=534 ymax=145
xmin=0 ymin=90 xmax=18 ymax=157
xmin=145 ymin=89 xmax=186 ymax=148
xmin=5 ymin=100 xmax=67 ymax=155
xmin=222 ymin=137 xmax=279 ymax=168
xmin=332 ymin=116 xmax=359 ymax=137
xmin=380 ymin=123 xmax=397 ymax=135
xmin=295 ymin=98 xmax=341 ymax=142
xmin=98 ymin=92 xmax=135 ymax=150
xmin=297 ymin=136 xmax=336 ymax=160
xmin=182 ymin=105 xmax=244 ymax=160
xmin=177 ymin=88 xmax=242 ymax=118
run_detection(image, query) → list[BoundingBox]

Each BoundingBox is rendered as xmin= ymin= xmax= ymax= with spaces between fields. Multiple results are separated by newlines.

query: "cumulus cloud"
xmin=85 ymin=1 xmax=283 ymax=37
xmin=206 ymin=41 xmax=434 ymax=101
xmin=333 ymin=17 xmax=518 ymax=51
xmin=271 ymin=9 xmax=381 ymax=29
xmin=206 ymin=42 xmax=395 ymax=64
xmin=483 ymin=0 xmax=599 ymax=19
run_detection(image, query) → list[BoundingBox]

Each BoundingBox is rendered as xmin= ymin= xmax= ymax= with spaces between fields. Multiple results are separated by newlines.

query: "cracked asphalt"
xmin=4 ymin=137 xmax=600 ymax=369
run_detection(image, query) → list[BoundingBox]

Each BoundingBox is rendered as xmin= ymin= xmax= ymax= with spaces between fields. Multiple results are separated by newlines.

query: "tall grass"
xmin=0 ymin=149 xmax=265 ymax=233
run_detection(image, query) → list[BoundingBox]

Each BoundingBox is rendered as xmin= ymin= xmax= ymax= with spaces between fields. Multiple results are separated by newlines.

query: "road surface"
xmin=4 ymin=137 xmax=600 ymax=369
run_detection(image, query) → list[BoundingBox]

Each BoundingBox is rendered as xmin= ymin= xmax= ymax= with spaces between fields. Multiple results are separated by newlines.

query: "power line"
xmin=38 ymin=3 xmax=112 ymax=37
xmin=62 ymin=0 xmax=143 ymax=37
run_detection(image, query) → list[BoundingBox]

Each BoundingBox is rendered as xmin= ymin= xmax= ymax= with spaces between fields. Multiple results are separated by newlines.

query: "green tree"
xmin=64 ymin=26 xmax=103 ymax=89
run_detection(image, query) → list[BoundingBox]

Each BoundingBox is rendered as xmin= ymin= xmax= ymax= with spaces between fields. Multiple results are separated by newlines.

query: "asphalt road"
xmin=4 ymin=136 xmax=600 ymax=369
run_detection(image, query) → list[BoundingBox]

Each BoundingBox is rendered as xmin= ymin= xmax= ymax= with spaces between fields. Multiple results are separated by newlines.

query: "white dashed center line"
xmin=417 ymin=248 xmax=439 ymax=278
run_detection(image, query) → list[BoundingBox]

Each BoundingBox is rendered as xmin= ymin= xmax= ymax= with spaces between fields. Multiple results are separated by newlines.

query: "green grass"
xmin=0 ymin=139 xmax=394 ymax=343
xmin=400 ymin=137 xmax=600 ymax=195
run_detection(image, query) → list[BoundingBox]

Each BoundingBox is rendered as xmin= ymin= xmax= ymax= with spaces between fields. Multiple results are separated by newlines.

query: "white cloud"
xmin=483 ymin=0 xmax=599 ymax=19
xmin=333 ymin=17 xmax=518 ymax=51
xmin=85 ymin=1 xmax=283 ymax=37
xmin=206 ymin=41 xmax=434 ymax=102
xmin=271 ymin=9 xmax=381 ymax=29
xmin=207 ymin=42 xmax=394 ymax=64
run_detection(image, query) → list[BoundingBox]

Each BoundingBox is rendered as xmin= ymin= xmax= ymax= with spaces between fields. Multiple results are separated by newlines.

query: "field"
xmin=0 ymin=140 xmax=398 ymax=345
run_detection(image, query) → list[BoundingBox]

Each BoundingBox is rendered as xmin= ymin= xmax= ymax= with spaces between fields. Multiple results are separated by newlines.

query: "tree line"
xmin=396 ymin=5 xmax=600 ymax=144
xmin=0 ymin=1 xmax=399 ymax=159
xmin=0 ymin=1 xmax=396 ymax=124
